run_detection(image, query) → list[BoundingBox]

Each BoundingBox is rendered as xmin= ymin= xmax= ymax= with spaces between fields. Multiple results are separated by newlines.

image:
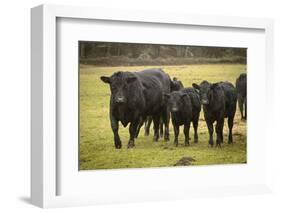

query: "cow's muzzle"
xmin=201 ymin=99 xmax=209 ymax=105
xmin=115 ymin=96 xmax=126 ymax=103
xmin=171 ymin=107 xmax=179 ymax=112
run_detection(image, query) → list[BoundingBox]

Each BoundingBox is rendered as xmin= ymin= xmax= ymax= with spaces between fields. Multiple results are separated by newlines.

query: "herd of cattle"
xmin=100 ymin=69 xmax=247 ymax=149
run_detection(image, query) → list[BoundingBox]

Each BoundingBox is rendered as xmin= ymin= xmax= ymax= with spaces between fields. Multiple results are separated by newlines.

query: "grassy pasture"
xmin=79 ymin=64 xmax=247 ymax=170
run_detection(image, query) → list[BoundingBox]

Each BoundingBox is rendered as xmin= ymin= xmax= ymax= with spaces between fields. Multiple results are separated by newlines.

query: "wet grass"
xmin=79 ymin=64 xmax=247 ymax=170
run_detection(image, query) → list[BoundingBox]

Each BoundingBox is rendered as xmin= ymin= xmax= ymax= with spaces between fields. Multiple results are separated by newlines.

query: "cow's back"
xmin=136 ymin=69 xmax=171 ymax=92
xmin=134 ymin=69 xmax=171 ymax=115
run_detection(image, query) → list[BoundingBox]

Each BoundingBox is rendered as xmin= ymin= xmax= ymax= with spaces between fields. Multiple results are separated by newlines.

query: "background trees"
xmin=79 ymin=41 xmax=246 ymax=66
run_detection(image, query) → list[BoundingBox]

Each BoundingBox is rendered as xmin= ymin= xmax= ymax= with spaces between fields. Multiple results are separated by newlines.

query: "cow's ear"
xmin=126 ymin=76 xmax=137 ymax=83
xmin=192 ymin=83 xmax=200 ymax=90
xmin=211 ymin=83 xmax=219 ymax=89
xmin=100 ymin=76 xmax=111 ymax=84
xmin=164 ymin=93 xmax=170 ymax=99
xmin=179 ymin=81 xmax=184 ymax=87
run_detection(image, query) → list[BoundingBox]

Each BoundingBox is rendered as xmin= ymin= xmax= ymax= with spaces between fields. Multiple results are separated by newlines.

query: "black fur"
xmin=144 ymin=77 xmax=184 ymax=137
xmin=236 ymin=73 xmax=247 ymax=120
xmin=171 ymin=77 xmax=184 ymax=91
xmin=101 ymin=69 xmax=171 ymax=149
xmin=192 ymin=81 xmax=237 ymax=147
xmin=165 ymin=88 xmax=201 ymax=146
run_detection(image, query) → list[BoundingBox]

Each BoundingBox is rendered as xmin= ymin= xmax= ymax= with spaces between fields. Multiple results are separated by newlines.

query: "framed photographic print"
xmin=31 ymin=4 xmax=274 ymax=208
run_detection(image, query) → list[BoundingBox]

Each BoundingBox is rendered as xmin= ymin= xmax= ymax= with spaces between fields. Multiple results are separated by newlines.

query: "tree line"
xmin=79 ymin=41 xmax=246 ymax=66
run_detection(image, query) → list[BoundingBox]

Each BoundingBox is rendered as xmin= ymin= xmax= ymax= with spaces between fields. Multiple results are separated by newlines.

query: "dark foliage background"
xmin=79 ymin=41 xmax=246 ymax=66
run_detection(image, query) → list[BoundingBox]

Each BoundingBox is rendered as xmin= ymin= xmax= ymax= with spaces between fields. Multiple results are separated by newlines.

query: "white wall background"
xmin=0 ymin=0 xmax=280 ymax=212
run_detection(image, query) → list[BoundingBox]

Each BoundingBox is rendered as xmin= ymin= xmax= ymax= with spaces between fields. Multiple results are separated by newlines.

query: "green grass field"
xmin=79 ymin=64 xmax=247 ymax=170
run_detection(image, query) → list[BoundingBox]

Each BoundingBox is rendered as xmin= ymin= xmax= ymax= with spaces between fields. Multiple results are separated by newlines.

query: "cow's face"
xmin=165 ymin=91 xmax=187 ymax=112
xmin=100 ymin=72 xmax=136 ymax=104
xmin=192 ymin=81 xmax=217 ymax=105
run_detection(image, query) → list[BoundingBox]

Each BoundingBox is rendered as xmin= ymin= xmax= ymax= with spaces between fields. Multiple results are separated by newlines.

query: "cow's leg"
xmin=127 ymin=120 xmax=139 ymax=148
xmin=159 ymin=120 xmax=164 ymax=138
xmin=135 ymin=117 xmax=144 ymax=139
xmin=244 ymin=97 xmax=247 ymax=120
xmin=193 ymin=113 xmax=199 ymax=143
xmin=206 ymin=121 xmax=214 ymax=147
xmin=238 ymin=95 xmax=244 ymax=120
xmin=152 ymin=115 xmax=160 ymax=142
xmin=215 ymin=119 xmax=224 ymax=147
xmin=110 ymin=115 xmax=122 ymax=149
xmin=184 ymin=122 xmax=191 ymax=146
xmin=144 ymin=117 xmax=152 ymax=136
xmin=173 ymin=123 xmax=180 ymax=146
xmin=228 ymin=116 xmax=234 ymax=144
xmin=162 ymin=108 xmax=170 ymax=141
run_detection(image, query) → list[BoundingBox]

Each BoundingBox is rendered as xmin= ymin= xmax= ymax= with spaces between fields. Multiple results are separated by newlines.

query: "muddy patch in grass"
xmin=174 ymin=157 xmax=196 ymax=166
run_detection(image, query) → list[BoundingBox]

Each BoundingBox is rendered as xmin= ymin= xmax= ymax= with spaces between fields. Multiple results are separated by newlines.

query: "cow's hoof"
xmin=164 ymin=136 xmax=170 ymax=142
xmin=153 ymin=137 xmax=159 ymax=142
xmin=127 ymin=145 xmax=134 ymax=149
xmin=208 ymin=140 xmax=214 ymax=147
xmin=215 ymin=144 xmax=222 ymax=148
xmin=208 ymin=143 xmax=214 ymax=148
xmin=185 ymin=142 xmax=190 ymax=147
xmin=115 ymin=144 xmax=122 ymax=149
xmin=127 ymin=142 xmax=135 ymax=149
xmin=194 ymin=138 xmax=198 ymax=143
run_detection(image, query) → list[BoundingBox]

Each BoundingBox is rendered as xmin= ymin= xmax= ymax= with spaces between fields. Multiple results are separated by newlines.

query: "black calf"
xmin=165 ymin=88 xmax=201 ymax=146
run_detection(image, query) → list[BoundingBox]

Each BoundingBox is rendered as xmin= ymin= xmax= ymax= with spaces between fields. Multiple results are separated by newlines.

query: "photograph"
xmin=79 ymin=41 xmax=247 ymax=170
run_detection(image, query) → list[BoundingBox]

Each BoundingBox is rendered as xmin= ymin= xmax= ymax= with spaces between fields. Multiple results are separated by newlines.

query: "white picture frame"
xmin=31 ymin=4 xmax=274 ymax=208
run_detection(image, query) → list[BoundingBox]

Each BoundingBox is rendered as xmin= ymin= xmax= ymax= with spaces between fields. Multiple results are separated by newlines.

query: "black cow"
xmin=100 ymin=69 xmax=171 ymax=149
xmin=236 ymin=73 xmax=247 ymax=120
xmin=192 ymin=81 xmax=237 ymax=147
xmin=165 ymin=88 xmax=201 ymax=146
xmin=144 ymin=77 xmax=184 ymax=137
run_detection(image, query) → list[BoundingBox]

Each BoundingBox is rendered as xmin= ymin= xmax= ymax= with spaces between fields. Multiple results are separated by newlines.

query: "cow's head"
xmin=100 ymin=71 xmax=137 ymax=104
xmin=192 ymin=81 xmax=218 ymax=105
xmin=171 ymin=77 xmax=184 ymax=91
xmin=165 ymin=91 xmax=187 ymax=112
